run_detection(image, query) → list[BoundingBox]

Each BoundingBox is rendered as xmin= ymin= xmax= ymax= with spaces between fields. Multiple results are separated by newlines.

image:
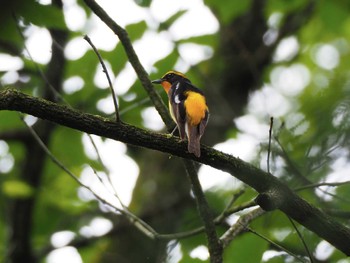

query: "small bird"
xmin=152 ymin=71 xmax=209 ymax=157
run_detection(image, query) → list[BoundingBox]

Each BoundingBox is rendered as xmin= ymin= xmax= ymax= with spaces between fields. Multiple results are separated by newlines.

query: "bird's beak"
xmin=151 ymin=78 xmax=163 ymax=84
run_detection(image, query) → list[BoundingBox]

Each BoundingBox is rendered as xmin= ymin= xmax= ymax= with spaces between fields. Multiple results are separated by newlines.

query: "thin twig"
xmin=83 ymin=0 xmax=172 ymax=127
xmin=216 ymin=188 xmax=246 ymax=222
xmin=87 ymin=135 xmax=127 ymax=207
xmin=221 ymin=200 xmax=257 ymax=218
xmin=89 ymin=137 xmax=148 ymax=234
xmin=226 ymin=188 xmax=246 ymax=210
xmin=159 ymin=199 xmax=258 ymax=240
xmin=220 ymin=204 xmax=311 ymax=262
xmin=267 ymin=117 xmax=273 ymax=174
xmin=274 ymin=136 xmax=347 ymax=201
xmin=83 ymin=35 xmax=120 ymax=122
xmin=274 ymin=136 xmax=309 ymax=184
xmin=246 ymin=226 xmax=308 ymax=263
xmin=90 ymin=166 xmax=123 ymax=207
xmin=288 ymin=217 xmax=314 ymax=263
xmin=21 ymin=116 xmax=83 ymax=186
xmin=89 ymin=167 xmax=157 ymax=238
xmin=89 ymin=136 xmax=111 ymax=174
xmin=21 ymin=116 xmax=158 ymax=239
xmin=295 ymin=180 xmax=350 ymax=191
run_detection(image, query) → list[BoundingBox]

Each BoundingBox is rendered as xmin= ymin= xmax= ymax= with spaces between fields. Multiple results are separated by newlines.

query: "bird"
xmin=152 ymin=71 xmax=209 ymax=157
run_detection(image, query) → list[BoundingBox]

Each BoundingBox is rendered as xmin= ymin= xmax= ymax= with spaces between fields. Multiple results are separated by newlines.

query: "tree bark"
xmin=1 ymin=89 xmax=350 ymax=256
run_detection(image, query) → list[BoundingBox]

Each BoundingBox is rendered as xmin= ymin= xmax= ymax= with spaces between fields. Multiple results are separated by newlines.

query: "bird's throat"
xmin=161 ymin=81 xmax=172 ymax=93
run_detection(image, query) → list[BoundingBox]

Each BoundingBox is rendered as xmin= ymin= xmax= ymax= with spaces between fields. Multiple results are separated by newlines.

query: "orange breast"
xmin=184 ymin=91 xmax=208 ymax=126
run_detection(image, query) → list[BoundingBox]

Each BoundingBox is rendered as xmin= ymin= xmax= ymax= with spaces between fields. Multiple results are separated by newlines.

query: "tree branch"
xmin=82 ymin=0 xmax=172 ymax=129
xmin=83 ymin=35 xmax=120 ymax=122
xmin=1 ymin=89 xmax=350 ymax=255
xmin=220 ymin=208 xmax=264 ymax=247
xmin=81 ymin=1 xmax=224 ymax=261
xmin=183 ymin=160 xmax=223 ymax=262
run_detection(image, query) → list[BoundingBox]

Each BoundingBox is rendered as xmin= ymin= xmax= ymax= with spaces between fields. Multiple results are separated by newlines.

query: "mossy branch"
xmin=1 ymin=89 xmax=350 ymax=255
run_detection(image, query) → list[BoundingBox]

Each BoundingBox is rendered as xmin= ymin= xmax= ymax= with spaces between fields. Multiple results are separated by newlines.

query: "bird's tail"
xmin=187 ymin=125 xmax=201 ymax=157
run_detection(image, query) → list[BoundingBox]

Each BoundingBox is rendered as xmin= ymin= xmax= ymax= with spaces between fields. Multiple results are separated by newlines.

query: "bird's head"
xmin=152 ymin=71 xmax=190 ymax=93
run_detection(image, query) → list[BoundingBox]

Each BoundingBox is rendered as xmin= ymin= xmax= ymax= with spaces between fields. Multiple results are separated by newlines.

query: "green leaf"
xmin=49 ymin=127 xmax=86 ymax=166
xmin=2 ymin=180 xmax=34 ymax=198
xmin=318 ymin=0 xmax=350 ymax=33
xmin=65 ymin=49 xmax=97 ymax=80
xmin=64 ymin=49 xmax=107 ymax=109
xmin=0 ymin=17 xmax=22 ymax=46
xmin=179 ymin=254 xmax=206 ymax=263
xmin=205 ymin=190 xmax=227 ymax=213
xmin=266 ymin=0 xmax=308 ymax=14
xmin=18 ymin=1 xmax=66 ymax=29
xmin=0 ymin=0 xmax=23 ymax=44
xmin=0 ymin=110 xmax=23 ymax=130
xmin=159 ymin=10 xmax=188 ymax=31
xmin=77 ymin=0 xmax=93 ymax=15
xmin=133 ymin=0 xmax=152 ymax=7
xmin=152 ymin=51 xmax=178 ymax=74
xmin=265 ymin=256 xmax=287 ymax=263
xmin=126 ymin=21 xmax=147 ymax=41
xmin=224 ymin=232 xmax=268 ymax=262
xmin=177 ymin=34 xmax=218 ymax=48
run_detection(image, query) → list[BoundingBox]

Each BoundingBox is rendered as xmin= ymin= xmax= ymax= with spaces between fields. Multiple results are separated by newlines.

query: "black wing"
xmin=169 ymin=81 xmax=187 ymax=140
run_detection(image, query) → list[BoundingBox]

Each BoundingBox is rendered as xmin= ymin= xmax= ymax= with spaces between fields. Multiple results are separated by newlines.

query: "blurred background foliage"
xmin=1 ymin=0 xmax=350 ymax=262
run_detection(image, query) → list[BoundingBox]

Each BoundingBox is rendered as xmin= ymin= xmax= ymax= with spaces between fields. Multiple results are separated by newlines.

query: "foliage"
xmin=1 ymin=0 xmax=350 ymax=262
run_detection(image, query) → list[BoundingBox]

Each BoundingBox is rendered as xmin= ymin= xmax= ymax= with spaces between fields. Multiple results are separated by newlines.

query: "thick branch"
xmin=1 ymin=89 xmax=350 ymax=255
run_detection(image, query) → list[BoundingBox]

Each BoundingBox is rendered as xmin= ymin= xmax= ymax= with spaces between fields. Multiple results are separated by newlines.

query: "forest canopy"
xmin=1 ymin=0 xmax=350 ymax=262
